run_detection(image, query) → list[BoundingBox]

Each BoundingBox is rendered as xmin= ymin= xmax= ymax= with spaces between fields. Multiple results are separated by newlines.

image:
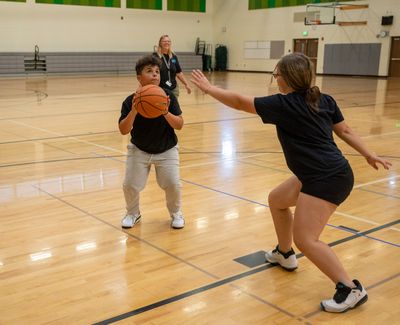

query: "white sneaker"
xmin=121 ymin=214 xmax=141 ymax=228
xmin=321 ymin=279 xmax=368 ymax=313
xmin=265 ymin=245 xmax=298 ymax=271
xmin=171 ymin=211 xmax=185 ymax=229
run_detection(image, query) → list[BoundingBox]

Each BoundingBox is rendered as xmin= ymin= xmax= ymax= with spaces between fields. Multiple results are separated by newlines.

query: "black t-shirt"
xmin=152 ymin=52 xmax=182 ymax=91
xmin=119 ymin=88 xmax=182 ymax=154
xmin=254 ymin=92 xmax=348 ymax=183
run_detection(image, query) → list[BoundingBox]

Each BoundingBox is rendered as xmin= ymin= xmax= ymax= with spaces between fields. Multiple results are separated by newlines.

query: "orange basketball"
xmin=134 ymin=85 xmax=168 ymax=118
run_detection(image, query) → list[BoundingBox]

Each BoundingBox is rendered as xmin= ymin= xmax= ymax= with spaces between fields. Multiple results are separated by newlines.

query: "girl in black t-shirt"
xmin=190 ymin=53 xmax=391 ymax=313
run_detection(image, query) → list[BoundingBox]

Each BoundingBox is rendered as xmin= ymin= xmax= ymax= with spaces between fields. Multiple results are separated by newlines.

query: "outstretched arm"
xmin=191 ymin=69 xmax=257 ymax=114
xmin=333 ymin=121 xmax=391 ymax=170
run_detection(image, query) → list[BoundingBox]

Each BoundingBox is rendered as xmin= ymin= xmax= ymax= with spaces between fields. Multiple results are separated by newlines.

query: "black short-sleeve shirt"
xmin=254 ymin=92 xmax=348 ymax=183
xmin=153 ymin=52 xmax=182 ymax=91
xmin=119 ymin=89 xmax=182 ymax=154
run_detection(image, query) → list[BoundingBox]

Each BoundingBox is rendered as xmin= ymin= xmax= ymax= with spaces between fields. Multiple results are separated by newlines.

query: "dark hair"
xmin=277 ymin=53 xmax=321 ymax=112
xmin=135 ymin=55 xmax=161 ymax=75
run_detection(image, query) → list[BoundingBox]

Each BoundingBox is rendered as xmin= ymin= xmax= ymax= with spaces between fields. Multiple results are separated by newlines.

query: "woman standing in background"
xmin=153 ymin=35 xmax=192 ymax=97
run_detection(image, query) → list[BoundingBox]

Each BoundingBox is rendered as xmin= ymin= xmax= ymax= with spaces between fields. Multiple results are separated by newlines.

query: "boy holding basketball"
xmin=118 ymin=55 xmax=184 ymax=229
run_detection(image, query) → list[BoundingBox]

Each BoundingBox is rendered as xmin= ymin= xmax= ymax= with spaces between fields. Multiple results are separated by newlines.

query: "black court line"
xmin=2 ymin=151 xmax=398 ymax=169
xmin=35 ymin=186 xmax=219 ymax=281
xmin=93 ymin=219 xmax=400 ymax=325
xmin=184 ymin=115 xmax=256 ymax=126
xmin=181 ymin=178 xmax=400 ymax=248
xmin=0 ymin=131 xmax=116 ymax=145
xmin=35 ymin=182 xmax=306 ymax=324
xmin=0 ymin=116 xmax=254 ymax=145
xmin=20 ymin=151 xmax=397 ymax=322
xmin=182 ymin=179 xmax=269 ymax=207
xmin=338 ymin=225 xmax=359 ymax=233
xmin=0 ymin=108 xmax=115 ymax=121
xmin=32 ymin=162 xmax=399 ymax=322
xmin=92 ymin=263 xmax=279 ymax=325
xmin=358 ymin=187 xmax=400 ymax=200
xmin=342 ymin=100 xmax=400 ymax=109
xmin=365 ymin=272 xmax=400 ymax=291
xmin=328 ymin=219 xmax=400 ymax=248
xmin=0 ymin=149 xmax=302 ymax=169
xmin=0 ymin=155 xmax=125 ymax=168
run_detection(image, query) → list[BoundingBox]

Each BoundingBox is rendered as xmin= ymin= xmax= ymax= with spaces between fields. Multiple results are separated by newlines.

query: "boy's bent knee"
xmin=123 ymin=182 xmax=144 ymax=193
xmin=160 ymin=182 xmax=180 ymax=191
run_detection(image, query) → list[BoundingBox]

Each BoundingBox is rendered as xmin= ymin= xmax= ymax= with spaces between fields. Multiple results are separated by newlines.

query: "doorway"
xmin=293 ymin=38 xmax=318 ymax=75
xmin=389 ymin=36 xmax=400 ymax=77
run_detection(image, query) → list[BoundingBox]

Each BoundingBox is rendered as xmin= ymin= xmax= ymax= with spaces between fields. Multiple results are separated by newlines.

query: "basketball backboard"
xmin=305 ymin=2 xmax=369 ymax=26
xmin=305 ymin=3 xmax=336 ymax=25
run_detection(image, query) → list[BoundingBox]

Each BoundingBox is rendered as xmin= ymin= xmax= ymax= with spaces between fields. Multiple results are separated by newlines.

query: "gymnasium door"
xmin=293 ymin=38 xmax=318 ymax=75
xmin=389 ymin=36 xmax=400 ymax=77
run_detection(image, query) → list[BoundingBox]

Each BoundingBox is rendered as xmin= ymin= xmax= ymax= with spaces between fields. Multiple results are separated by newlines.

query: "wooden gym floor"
xmin=0 ymin=72 xmax=399 ymax=324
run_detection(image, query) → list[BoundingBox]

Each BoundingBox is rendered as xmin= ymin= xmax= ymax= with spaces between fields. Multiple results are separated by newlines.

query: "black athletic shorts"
xmin=300 ymin=164 xmax=354 ymax=206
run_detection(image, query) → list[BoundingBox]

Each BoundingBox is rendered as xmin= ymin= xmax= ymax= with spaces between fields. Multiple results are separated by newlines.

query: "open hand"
xmin=191 ymin=69 xmax=212 ymax=94
xmin=366 ymin=154 xmax=392 ymax=170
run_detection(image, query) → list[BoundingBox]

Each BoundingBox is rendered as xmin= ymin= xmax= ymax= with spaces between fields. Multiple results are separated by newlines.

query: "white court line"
xmin=10 ymin=120 xmax=126 ymax=155
xmin=333 ymin=211 xmax=400 ymax=233
xmin=335 ymin=130 xmax=400 ymax=145
xmin=334 ymin=211 xmax=400 ymax=232
xmin=181 ymin=153 xmax=267 ymax=169
xmin=362 ymin=130 xmax=400 ymax=140
xmin=354 ymin=175 xmax=400 ymax=189
xmin=338 ymin=176 xmax=400 ymax=231
xmin=334 ymin=211 xmax=380 ymax=226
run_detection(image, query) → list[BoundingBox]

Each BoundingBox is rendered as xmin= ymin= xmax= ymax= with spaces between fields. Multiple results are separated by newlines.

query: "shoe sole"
xmin=266 ymin=259 xmax=297 ymax=272
xmin=121 ymin=216 xmax=141 ymax=229
xmin=320 ymin=294 xmax=368 ymax=313
xmin=171 ymin=224 xmax=184 ymax=229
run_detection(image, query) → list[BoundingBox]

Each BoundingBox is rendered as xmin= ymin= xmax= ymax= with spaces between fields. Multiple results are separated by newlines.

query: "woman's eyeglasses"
xmin=272 ymin=72 xmax=281 ymax=79
xmin=270 ymin=71 xmax=281 ymax=84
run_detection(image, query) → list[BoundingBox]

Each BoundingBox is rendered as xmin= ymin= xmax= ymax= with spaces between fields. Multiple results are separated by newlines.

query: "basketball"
xmin=134 ymin=84 xmax=168 ymax=118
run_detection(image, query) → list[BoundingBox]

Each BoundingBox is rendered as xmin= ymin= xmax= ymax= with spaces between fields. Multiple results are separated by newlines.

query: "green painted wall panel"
xmin=36 ymin=0 xmax=120 ymax=7
xmin=127 ymin=0 xmax=162 ymax=10
xmin=250 ymin=0 xmax=356 ymax=10
xmin=167 ymin=0 xmax=206 ymax=12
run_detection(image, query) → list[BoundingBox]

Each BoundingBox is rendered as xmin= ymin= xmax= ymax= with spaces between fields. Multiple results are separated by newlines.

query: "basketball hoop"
xmin=310 ymin=19 xmax=321 ymax=25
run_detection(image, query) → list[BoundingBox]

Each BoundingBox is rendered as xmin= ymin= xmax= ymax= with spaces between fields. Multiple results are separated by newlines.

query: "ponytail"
xmin=305 ymin=86 xmax=321 ymax=113
xmin=277 ymin=53 xmax=321 ymax=112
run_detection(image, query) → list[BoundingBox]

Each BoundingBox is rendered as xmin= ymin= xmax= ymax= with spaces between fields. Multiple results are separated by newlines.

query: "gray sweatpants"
xmin=123 ymin=143 xmax=181 ymax=217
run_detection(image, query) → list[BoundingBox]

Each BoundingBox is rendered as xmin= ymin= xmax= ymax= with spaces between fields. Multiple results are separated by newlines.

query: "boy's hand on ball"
xmin=163 ymin=96 xmax=170 ymax=115
xmin=130 ymin=102 xmax=137 ymax=114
